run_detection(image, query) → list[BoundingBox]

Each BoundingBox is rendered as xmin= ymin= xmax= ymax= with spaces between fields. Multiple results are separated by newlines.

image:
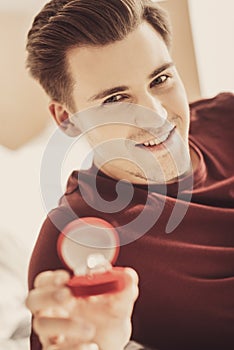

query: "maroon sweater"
xmin=29 ymin=93 xmax=234 ymax=350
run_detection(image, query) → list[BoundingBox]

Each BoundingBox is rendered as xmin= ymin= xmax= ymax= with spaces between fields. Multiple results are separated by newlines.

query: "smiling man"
xmin=25 ymin=1 xmax=234 ymax=350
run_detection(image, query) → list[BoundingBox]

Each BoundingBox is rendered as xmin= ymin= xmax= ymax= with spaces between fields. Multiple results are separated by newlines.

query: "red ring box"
xmin=57 ymin=217 xmax=126 ymax=296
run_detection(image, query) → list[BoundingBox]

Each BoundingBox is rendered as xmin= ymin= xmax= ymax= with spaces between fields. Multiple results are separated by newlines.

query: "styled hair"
xmin=26 ymin=0 xmax=171 ymax=111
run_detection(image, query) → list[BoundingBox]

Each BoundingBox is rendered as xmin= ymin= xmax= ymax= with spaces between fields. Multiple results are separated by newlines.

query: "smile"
xmin=136 ymin=126 xmax=176 ymax=149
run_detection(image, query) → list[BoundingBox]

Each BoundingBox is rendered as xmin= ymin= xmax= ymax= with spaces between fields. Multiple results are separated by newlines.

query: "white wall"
xmin=0 ymin=0 xmax=47 ymax=13
xmin=188 ymin=0 xmax=234 ymax=97
xmin=160 ymin=0 xmax=201 ymax=102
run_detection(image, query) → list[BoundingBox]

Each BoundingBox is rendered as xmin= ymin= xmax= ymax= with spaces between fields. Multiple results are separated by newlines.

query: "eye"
xmin=150 ymin=74 xmax=169 ymax=88
xmin=103 ymin=94 xmax=127 ymax=105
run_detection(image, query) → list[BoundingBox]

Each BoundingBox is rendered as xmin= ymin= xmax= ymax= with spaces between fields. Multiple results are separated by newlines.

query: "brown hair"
xmin=26 ymin=0 xmax=171 ymax=111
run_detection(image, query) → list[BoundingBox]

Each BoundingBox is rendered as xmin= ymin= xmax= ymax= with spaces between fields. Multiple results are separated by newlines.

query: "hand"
xmin=26 ymin=268 xmax=139 ymax=350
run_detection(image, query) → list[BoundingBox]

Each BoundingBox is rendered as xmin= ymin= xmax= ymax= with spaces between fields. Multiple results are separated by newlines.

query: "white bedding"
xmin=0 ymin=229 xmax=31 ymax=350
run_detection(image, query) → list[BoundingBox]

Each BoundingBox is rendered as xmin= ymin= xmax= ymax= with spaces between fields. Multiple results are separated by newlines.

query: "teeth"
xmin=143 ymin=131 xmax=170 ymax=147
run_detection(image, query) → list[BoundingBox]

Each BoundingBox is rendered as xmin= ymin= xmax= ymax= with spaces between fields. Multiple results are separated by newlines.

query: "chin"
xmin=129 ymin=158 xmax=192 ymax=185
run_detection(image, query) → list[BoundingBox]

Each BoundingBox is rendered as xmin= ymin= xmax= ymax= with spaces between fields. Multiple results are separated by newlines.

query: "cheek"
xmin=173 ymin=77 xmax=190 ymax=120
xmin=86 ymin=125 xmax=130 ymax=146
xmin=163 ymin=83 xmax=190 ymax=131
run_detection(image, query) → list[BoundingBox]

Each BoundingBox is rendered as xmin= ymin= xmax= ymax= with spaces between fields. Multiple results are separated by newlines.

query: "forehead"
xmin=67 ymin=21 xmax=171 ymax=107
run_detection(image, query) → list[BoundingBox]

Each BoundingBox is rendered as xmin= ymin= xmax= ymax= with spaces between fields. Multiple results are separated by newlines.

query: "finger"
xmin=101 ymin=267 xmax=139 ymax=302
xmin=47 ymin=343 xmax=99 ymax=350
xmin=92 ymin=267 xmax=138 ymax=303
xmin=124 ymin=267 xmax=139 ymax=286
xmin=122 ymin=267 xmax=139 ymax=296
xmin=77 ymin=343 xmax=99 ymax=350
xmin=121 ymin=267 xmax=139 ymax=301
xmin=34 ymin=270 xmax=70 ymax=288
xmin=26 ymin=286 xmax=72 ymax=314
xmin=33 ymin=316 xmax=95 ymax=342
xmin=47 ymin=342 xmax=99 ymax=350
xmin=92 ymin=268 xmax=139 ymax=317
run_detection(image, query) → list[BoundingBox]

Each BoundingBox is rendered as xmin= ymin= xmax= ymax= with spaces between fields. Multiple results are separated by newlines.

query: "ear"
xmin=49 ymin=101 xmax=81 ymax=137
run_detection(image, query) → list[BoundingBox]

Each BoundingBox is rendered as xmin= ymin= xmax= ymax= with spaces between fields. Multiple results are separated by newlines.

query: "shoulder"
xmin=189 ymin=92 xmax=234 ymax=122
xmin=189 ymin=92 xmax=234 ymax=142
xmin=188 ymin=93 xmax=234 ymax=175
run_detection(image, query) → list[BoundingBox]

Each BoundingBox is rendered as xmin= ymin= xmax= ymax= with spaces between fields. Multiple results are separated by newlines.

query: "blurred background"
xmin=0 ymin=0 xmax=234 ymax=257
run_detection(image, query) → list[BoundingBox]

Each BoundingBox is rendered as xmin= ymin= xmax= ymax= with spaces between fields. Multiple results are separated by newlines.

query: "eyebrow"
xmin=148 ymin=61 xmax=174 ymax=79
xmin=88 ymin=86 xmax=129 ymax=102
xmin=88 ymin=61 xmax=174 ymax=102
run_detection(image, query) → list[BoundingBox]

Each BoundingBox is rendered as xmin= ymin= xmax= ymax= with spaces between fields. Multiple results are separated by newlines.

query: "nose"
xmin=134 ymin=92 xmax=167 ymax=128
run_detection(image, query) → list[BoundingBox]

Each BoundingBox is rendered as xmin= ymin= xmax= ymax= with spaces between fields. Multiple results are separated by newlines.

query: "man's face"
xmin=67 ymin=21 xmax=191 ymax=184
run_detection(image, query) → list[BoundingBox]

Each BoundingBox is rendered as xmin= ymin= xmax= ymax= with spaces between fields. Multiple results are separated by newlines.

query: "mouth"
xmin=135 ymin=126 xmax=176 ymax=151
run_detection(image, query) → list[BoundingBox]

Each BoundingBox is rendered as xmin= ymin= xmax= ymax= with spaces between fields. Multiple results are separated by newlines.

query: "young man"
xmin=25 ymin=0 xmax=234 ymax=349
